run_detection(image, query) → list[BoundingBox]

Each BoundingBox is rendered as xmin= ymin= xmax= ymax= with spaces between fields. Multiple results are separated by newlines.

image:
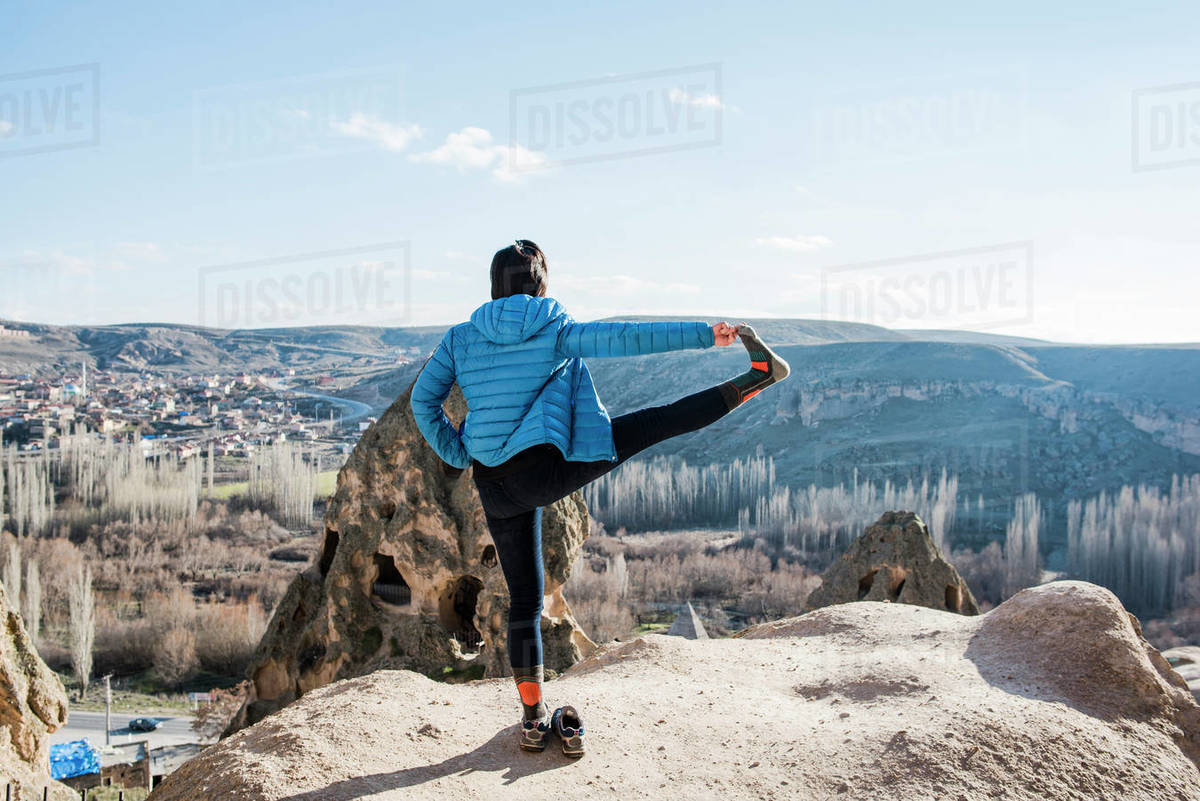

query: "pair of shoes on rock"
xmin=519 ymin=705 xmax=585 ymax=757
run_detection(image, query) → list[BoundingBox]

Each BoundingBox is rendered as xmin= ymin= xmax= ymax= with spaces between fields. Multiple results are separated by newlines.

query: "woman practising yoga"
xmin=409 ymin=240 xmax=791 ymax=757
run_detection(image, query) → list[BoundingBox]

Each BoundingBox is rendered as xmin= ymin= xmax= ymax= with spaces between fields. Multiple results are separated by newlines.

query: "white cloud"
xmin=15 ymin=249 xmax=101 ymax=274
xmin=115 ymin=242 xmax=163 ymax=260
xmin=332 ymin=113 xmax=423 ymax=152
xmin=668 ymin=88 xmax=732 ymax=111
xmin=555 ymin=273 xmax=701 ymax=297
xmin=410 ymin=127 xmax=547 ymax=181
xmin=411 ymin=268 xmax=468 ymax=282
xmin=754 ymin=235 xmax=834 ymax=252
xmin=10 ymin=244 xmax=170 ymax=278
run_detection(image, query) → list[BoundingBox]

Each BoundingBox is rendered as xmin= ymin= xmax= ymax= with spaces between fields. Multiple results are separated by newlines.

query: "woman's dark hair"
xmin=490 ymin=239 xmax=548 ymax=299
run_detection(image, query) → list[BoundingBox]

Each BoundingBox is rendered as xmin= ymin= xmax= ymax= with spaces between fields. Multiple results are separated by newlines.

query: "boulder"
xmin=805 ymin=510 xmax=980 ymax=614
xmin=225 ymin=379 xmax=596 ymax=735
xmin=149 ymin=581 xmax=1200 ymax=801
xmin=0 ymin=583 xmax=75 ymax=801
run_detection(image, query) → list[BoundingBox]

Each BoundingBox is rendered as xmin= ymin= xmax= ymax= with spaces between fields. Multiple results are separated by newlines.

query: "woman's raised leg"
xmin=499 ymin=325 xmax=791 ymax=507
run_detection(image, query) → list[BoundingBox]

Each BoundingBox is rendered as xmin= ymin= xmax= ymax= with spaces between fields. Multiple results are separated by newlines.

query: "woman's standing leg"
xmin=482 ymin=504 xmax=549 ymax=722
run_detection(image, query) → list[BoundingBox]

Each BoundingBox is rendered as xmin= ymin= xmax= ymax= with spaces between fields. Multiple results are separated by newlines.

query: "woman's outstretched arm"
xmin=409 ymin=330 xmax=472 ymax=470
xmin=556 ymin=317 xmax=735 ymax=358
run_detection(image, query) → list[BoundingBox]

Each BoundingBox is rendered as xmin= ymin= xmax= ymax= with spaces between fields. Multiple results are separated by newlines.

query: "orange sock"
xmin=514 ymin=664 xmax=547 ymax=721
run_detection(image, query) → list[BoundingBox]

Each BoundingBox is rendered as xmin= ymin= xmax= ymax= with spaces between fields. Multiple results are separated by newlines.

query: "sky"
xmin=3 ymin=0 xmax=1199 ymax=344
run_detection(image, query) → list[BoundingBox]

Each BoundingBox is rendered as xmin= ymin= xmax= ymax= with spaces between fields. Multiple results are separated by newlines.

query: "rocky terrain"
xmin=0 ymin=584 xmax=75 ymax=800
xmin=149 ymin=581 xmax=1200 ymax=801
xmin=224 ymin=377 xmax=596 ymax=735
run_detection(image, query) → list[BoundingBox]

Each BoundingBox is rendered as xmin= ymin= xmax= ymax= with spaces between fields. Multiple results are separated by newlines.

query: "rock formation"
xmin=805 ymin=510 xmax=980 ymax=614
xmin=665 ymin=601 xmax=708 ymax=639
xmin=0 ymin=583 xmax=74 ymax=800
xmin=225 ymin=379 xmax=596 ymax=734
xmin=149 ymin=581 xmax=1199 ymax=801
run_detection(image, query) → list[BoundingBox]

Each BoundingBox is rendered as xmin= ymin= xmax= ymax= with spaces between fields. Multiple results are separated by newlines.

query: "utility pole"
xmin=104 ymin=673 xmax=112 ymax=746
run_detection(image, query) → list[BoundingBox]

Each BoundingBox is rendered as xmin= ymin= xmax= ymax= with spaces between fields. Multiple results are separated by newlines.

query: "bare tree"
xmin=68 ymin=562 xmax=96 ymax=695
xmin=155 ymin=626 xmax=198 ymax=688
xmin=1004 ymin=493 xmax=1042 ymax=599
xmin=586 ymin=456 xmax=960 ymax=559
xmin=1067 ymin=474 xmax=1200 ymax=617
xmin=247 ymin=441 xmax=317 ymax=526
xmin=23 ymin=558 xmax=40 ymax=643
xmin=3 ymin=540 xmax=20 ymax=606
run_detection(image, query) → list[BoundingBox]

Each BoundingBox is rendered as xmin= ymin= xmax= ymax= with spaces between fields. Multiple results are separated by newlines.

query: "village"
xmin=0 ymin=355 xmax=381 ymax=460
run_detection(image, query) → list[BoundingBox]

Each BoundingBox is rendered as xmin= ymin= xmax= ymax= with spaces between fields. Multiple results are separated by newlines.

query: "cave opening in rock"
xmin=945 ymin=584 xmax=962 ymax=613
xmin=298 ymin=640 xmax=326 ymax=673
xmin=887 ymin=566 xmax=908 ymax=600
xmin=440 ymin=575 xmax=484 ymax=652
xmin=318 ymin=528 xmax=339 ymax=576
xmin=372 ymin=553 xmax=412 ymax=606
xmin=857 ymin=569 xmax=878 ymax=601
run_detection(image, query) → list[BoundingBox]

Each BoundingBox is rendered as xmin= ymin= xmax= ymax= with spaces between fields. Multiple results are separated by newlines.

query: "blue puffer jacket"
xmin=410 ymin=294 xmax=715 ymax=469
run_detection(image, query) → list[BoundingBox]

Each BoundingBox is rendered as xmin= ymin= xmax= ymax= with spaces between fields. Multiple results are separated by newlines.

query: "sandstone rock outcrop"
xmin=0 ymin=583 xmax=74 ymax=800
xmin=150 ymin=581 xmax=1199 ymax=801
xmin=805 ymin=510 xmax=980 ymax=614
xmin=226 ymin=379 xmax=596 ymax=734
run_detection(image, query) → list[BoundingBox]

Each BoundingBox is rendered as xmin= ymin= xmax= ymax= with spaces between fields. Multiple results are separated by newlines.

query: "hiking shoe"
xmin=551 ymin=705 xmax=585 ymax=758
xmin=520 ymin=713 xmax=552 ymax=752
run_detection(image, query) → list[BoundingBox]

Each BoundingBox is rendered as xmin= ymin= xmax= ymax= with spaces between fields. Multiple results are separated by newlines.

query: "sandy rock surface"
xmin=150 ymin=581 xmax=1200 ymax=801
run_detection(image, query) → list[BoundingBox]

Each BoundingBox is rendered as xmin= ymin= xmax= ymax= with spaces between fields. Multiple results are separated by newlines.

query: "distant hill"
xmin=578 ymin=334 xmax=1200 ymax=556
xmin=0 ymin=318 xmax=447 ymax=378
xmin=4 ymin=315 xmax=1198 ymax=560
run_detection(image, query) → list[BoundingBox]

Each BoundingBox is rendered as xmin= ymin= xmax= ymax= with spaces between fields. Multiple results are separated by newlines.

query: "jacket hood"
xmin=469 ymin=294 xmax=566 ymax=344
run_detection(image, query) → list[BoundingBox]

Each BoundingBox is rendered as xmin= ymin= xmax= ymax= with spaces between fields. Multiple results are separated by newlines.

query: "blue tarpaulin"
xmin=49 ymin=738 xmax=100 ymax=780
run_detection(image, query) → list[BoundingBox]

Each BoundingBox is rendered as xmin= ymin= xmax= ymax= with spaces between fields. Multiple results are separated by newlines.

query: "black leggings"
xmin=471 ymin=385 xmax=730 ymax=669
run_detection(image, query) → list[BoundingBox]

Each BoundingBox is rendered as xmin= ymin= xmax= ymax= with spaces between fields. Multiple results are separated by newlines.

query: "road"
xmin=294 ymin=388 xmax=374 ymax=425
xmin=262 ymin=377 xmax=375 ymax=425
xmin=49 ymin=710 xmax=210 ymax=750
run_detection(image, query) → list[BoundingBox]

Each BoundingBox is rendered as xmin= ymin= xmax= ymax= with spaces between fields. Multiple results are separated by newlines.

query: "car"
xmin=128 ymin=718 xmax=160 ymax=732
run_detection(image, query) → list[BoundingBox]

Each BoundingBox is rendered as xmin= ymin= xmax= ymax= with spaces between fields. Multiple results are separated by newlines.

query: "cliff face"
xmin=0 ymin=583 xmax=74 ymax=800
xmin=151 ymin=581 xmax=1200 ymax=801
xmin=226 ymin=379 xmax=596 ymax=734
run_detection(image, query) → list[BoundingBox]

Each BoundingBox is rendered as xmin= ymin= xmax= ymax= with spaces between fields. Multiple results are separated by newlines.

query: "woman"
xmin=409 ymin=239 xmax=790 ymax=756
